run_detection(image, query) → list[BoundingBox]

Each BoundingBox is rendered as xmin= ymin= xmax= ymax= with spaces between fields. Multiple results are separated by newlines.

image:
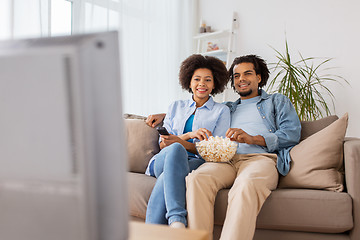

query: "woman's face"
xmin=189 ymin=68 xmax=215 ymax=102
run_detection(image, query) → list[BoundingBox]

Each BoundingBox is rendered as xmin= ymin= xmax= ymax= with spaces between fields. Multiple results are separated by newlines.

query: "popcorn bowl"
xmin=196 ymin=136 xmax=238 ymax=163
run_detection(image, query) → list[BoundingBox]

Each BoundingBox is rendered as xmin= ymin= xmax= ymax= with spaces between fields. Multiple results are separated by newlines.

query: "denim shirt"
xmin=163 ymin=96 xmax=230 ymax=139
xmin=145 ymin=96 xmax=231 ymax=175
xmin=224 ymin=89 xmax=301 ymax=176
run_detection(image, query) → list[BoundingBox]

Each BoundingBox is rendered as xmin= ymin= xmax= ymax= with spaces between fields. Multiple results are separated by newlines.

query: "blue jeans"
xmin=145 ymin=142 xmax=205 ymax=226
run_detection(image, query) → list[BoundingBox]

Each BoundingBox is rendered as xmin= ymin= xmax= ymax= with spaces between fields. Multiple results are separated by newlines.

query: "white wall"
xmin=197 ymin=0 xmax=360 ymax=137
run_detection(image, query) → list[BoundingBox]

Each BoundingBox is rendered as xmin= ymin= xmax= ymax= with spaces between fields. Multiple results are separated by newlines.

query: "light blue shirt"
xmin=225 ymin=89 xmax=301 ymax=176
xmin=163 ymin=96 xmax=230 ymax=139
xmin=231 ymin=96 xmax=268 ymax=154
xmin=145 ymin=96 xmax=231 ymax=175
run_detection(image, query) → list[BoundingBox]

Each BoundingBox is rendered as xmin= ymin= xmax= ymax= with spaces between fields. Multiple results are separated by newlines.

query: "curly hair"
xmin=179 ymin=54 xmax=228 ymax=95
xmin=228 ymin=55 xmax=270 ymax=90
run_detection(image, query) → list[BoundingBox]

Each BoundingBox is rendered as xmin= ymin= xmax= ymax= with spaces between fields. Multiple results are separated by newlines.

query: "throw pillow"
xmin=125 ymin=119 xmax=160 ymax=173
xmin=278 ymin=113 xmax=348 ymax=192
xmin=300 ymin=115 xmax=339 ymax=141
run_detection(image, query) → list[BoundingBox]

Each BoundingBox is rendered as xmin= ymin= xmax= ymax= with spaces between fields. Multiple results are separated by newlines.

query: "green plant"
xmin=266 ymin=40 xmax=348 ymax=121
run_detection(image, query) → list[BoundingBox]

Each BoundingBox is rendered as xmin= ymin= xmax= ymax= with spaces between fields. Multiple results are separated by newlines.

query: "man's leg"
xmin=220 ymin=154 xmax=278 ymax=240
xmin=186 ymin=162 xmax=236 ymax=235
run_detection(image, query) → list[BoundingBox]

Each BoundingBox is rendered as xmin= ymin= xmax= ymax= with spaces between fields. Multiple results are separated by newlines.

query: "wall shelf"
xmin=193 ymin=13 xmax=237 ymax=68
xmin=193 ymin=30 xmax=230 ymax=40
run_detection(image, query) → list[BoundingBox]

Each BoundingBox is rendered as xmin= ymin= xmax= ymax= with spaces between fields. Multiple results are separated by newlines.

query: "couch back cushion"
xmin=125 ymin=119 xmax=160 ymax=173
xmin=278 ymin=113 xmax=348 ymax=192
xmin=300 ymin=115 xmax=339 ymax=141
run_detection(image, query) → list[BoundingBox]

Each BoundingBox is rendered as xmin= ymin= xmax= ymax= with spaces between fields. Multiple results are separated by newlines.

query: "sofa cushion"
xmin=128 ymin=172 xmax=156 ymax=219
xmin=253 ymin=229 xmax=350 ymax=240
xmin=125 ymin=119 xmax=160 ymax=173
xmin=213 ymin=189 xmax=353 ymax=233
xmin=300 ymin=115 xmax=339 ymax=141
xmin=278 ymin=113 xmax=348 ymax=192
xmin=257 ymin=189 xmax=353 ymax=233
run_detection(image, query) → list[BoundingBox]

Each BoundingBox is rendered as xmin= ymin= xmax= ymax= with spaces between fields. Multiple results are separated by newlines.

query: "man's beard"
xmin=238 ymin=89 xmax=253 ymax=97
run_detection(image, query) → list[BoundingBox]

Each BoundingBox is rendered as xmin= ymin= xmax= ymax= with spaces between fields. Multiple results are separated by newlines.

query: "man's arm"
xmin=261 ymin=94 xmax=301 ymax=152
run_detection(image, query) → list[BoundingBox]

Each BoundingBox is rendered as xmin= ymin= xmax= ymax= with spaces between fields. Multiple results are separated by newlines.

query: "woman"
xmin=145 ymin=54 xmax=230 ymax=228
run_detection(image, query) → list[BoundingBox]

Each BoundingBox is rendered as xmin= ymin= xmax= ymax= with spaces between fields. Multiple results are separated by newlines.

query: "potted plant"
xmin=266 ymin=40 xmax=348 ymax=121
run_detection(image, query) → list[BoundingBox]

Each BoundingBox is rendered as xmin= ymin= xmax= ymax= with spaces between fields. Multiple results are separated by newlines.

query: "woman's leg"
xmin=145 ymin=148 xmax=169 ymax=225
xmin=146 ymin=142 xmax=192 ymax=226
xmin=159 ymin=143 xmax=190 ymax=226
xmin=145 ymin=173 xmax=167 ymax=224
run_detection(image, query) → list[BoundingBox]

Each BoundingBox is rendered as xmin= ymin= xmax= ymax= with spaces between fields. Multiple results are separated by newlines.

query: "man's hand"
xmin=145 ymin=113 xmax=166 ymax=128
xmin=226 ymin=128 xmax=266 ymax=146
xmin=226 ymin=128 xmax=253 ymax=144
xmin=188 ymin=128 xmax=213 ymax=141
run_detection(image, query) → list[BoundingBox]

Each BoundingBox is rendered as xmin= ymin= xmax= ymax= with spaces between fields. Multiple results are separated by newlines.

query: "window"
xmin=1 ymin=0 xmax=195 ymax=116
xmin=0 ymin=0 xmax=72 ymax=40
xmin=51 ymin=0 xmax=72 ymax=36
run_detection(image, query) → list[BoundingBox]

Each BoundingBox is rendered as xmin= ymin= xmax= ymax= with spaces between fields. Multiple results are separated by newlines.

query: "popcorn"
xmin=196 ymin=136 xmax=238 ymax=162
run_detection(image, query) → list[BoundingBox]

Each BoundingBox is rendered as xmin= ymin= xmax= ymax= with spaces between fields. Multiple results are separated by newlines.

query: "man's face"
xmin=233 ymin=62 xmax=261 ymax=99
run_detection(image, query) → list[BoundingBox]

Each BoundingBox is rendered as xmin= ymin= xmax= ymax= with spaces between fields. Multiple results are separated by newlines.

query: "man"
xmin=146 ymin=55 xmax=301 ymax=240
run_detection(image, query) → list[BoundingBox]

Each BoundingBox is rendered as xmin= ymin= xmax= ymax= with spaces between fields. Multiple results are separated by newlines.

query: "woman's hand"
xmin=145 ymin=113 xmax=166 ymax=128
xmin=189 ymin=128 xmax=213 ymax=141
xmin=159 ymin=134 xmax=182 ymax=148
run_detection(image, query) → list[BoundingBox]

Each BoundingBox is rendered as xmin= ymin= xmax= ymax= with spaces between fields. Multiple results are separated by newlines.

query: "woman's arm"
xmin=177 ymin=128 xmax=213 ymax=141
xmin=159 ymin=134 xmax=197 ymax=154
xmin=160 ymin=127 xmax=213 ymax=153
xmin=145 ymin=113 xmax=166 ymax=128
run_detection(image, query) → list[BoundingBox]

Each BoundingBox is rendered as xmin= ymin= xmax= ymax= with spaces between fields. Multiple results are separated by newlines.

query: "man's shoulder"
xmin=222 ymin=101 xmax=234 ymax=107
xmin=263 ymin=92 xmax=291 ymax=103
xmin=222 ymin=100 xmax=238 ymax=113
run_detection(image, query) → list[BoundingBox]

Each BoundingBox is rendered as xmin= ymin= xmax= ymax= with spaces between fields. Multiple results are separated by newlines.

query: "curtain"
xmin=1 ymin=0 xmax=196 ymax=116
xmin=75 ymin=0 xmax=198 ymax=116
xmin=75 ymin=0 xmax=196 ymax=116
xmin=0 ymin=0 xmax=50 ymax=39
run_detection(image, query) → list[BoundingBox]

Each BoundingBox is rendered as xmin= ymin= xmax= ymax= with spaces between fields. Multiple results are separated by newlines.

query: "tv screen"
xmin=0 ymin=31 xmax=128 ymax=240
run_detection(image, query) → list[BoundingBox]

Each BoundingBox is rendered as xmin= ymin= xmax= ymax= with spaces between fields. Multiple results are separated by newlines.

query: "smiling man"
xmin=185 ymin=55 xmax=302 ymax=240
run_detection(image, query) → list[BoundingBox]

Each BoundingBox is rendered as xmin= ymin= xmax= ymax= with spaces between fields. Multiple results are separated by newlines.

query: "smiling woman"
xmin=144 ymin=54 xmax=231 ymax=229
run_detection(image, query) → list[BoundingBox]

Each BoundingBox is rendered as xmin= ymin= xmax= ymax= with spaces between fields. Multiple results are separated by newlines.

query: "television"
xmin=0 ymin=31 xmax=128 ymax=240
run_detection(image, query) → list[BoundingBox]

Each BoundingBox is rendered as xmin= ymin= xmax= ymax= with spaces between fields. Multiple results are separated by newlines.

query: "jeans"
xmin=145 ymin=142 xmax=205 ymax=226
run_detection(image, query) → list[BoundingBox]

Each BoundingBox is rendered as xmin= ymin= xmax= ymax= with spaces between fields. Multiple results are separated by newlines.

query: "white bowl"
xmin=196 ymin=137 xmax=237 ymax=162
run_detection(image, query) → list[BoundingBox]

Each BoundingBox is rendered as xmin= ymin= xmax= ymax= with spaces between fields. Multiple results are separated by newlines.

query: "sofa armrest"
xmin=344 ymin=137 xmax=360 ymax=240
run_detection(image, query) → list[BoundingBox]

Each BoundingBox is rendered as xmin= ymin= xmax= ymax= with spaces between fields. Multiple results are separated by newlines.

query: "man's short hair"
xmin=228 ymin=55 xmax=270 ymax=90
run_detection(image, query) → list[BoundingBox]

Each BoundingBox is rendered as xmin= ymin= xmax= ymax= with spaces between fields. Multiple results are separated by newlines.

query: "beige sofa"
xmin=126 ymin=115 xmax=360 ymax=240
